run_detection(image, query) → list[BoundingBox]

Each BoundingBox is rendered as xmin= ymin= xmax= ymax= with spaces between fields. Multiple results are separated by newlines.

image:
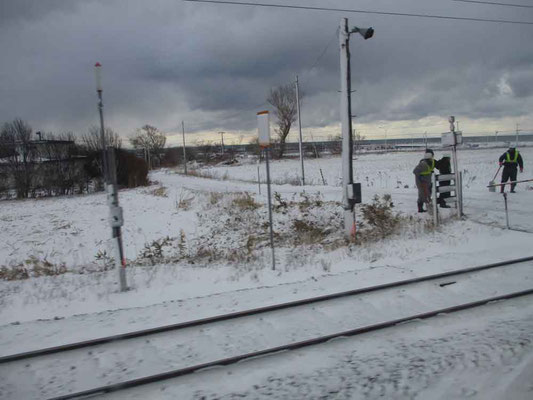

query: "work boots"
xmin=417 ymin=201 xmax=426 ymax=213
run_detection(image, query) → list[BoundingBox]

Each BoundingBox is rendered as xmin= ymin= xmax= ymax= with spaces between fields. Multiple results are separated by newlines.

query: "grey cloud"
xmin=1 ymin=0 xmax=533 ymax=138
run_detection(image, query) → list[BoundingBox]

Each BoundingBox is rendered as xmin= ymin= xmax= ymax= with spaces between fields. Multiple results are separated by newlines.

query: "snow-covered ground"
xmin=0 ymin=147 xmax=532 ymax=399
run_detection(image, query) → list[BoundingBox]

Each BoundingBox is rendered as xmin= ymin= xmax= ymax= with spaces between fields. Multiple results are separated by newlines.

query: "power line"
xmin=183 ymin=0 xmax=533 ymax=25
xmin=451 ymin=0 xmax=533 ymax=9
xmin=306 ymin=28 xmax=339 ymax=75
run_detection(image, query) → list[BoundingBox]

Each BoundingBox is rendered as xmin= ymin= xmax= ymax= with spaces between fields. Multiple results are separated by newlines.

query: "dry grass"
xmin=151 ymin=186 xmax=168 ymax=197
xmin=0 ymin=256 xmax=68 ymax=281
xmin=176 ymin=190 xmax=195 ymax=210
xmin=232 ymin=192 xmax=261 ymax=211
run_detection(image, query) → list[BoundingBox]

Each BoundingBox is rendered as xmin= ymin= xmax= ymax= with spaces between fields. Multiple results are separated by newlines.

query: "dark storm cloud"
xmin=0 ymin=0 xmax=80 ymax=25
xmin=1 ymin=0 xmax=533 ymax=137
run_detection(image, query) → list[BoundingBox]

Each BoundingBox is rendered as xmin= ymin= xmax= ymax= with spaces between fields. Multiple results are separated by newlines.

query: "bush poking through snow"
xmin=176 ymin=190 xmax=195 ymax=210
xmin=291 ymin=219 xmax=329 ymax=245
xmin=273 ymin=192 xmax=288 ymax=211
xmin=209 ymin=192 xmax=223 ymax=205
xmin=298 ymin=192 xmax=323 ymax=211
xmin=359 ymin=194 xmax=401 ymax=240
xmin=138 ymin=236 xmax=173 ymax=265
xmin=94 ymin=250 xmax=114 ymax=270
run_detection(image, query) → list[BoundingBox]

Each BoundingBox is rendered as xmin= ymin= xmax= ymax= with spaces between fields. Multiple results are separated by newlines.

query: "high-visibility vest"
xmin=506 ymin=151 xmax=519 ymax=163
xmin=420 ymin=159 xmax=435 ymax=176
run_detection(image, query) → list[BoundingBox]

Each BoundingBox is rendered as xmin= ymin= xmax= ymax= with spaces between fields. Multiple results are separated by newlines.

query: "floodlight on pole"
xmin=350 ymin=27 xmax=374 ymax=40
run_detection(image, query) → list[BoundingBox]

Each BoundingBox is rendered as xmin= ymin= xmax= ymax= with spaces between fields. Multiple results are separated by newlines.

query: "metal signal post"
xmin=258 ymin=111 xmax=275 ymax=270
xmin=95 ymin=63 xmax=127 ymax=292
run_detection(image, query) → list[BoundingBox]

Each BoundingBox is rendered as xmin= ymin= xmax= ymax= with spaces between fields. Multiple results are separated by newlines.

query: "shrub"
xmin=116 ymin=149 xmax=149 ymax=188
xmin=291 ymin=219 xmax=328 ymax=244
xmin=360 ymin=194 xmax=401 ymax=239
xmin=138 ymin=236 xmax=173 ymax=265
xmin=176 ymin=190 xmax=195 ymax=210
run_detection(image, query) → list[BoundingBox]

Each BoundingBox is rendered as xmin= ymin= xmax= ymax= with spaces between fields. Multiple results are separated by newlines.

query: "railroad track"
xmin=1 ymin=257 xmax=532 ymax=400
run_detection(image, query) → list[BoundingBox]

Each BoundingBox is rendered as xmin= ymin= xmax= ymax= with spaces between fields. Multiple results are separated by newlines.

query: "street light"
xmin=350 ymin=27 xmax=374 ymax=40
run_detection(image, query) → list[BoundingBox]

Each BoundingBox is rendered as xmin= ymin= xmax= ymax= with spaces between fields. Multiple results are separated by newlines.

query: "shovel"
xmin=489 ymin=165 xmax=502 ymax=192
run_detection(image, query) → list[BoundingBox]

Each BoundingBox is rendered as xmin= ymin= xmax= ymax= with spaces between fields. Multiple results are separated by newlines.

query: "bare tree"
xmin=81 ymin=125 xmax=122 ymax=152
xmin=267 ymin=83 xmax=298 ymax=158
xmin=130 ymin=125 xmax=166 ymax=168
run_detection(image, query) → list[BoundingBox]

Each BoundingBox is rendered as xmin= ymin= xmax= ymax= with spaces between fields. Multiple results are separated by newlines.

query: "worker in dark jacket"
xmin=498 ymin=147 xmax=524 ymax=193
xmin=435 ymin=154 xmax=452 ymax=208
xmin=413 ymin=149 xmax=435 ymax=212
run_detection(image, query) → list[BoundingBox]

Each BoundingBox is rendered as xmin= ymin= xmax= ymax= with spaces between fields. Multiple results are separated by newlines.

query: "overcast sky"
xmin=1 ymin=0 xmax=533 ymax=145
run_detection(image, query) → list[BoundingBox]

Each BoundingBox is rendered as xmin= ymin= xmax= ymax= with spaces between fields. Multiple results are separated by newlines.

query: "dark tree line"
xmin=0 ymin=119 xmax=148 ymax=200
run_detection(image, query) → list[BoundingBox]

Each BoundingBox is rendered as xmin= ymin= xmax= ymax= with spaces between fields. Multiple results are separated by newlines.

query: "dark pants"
xmin=501 ymin=167 xmax=518 ymax=192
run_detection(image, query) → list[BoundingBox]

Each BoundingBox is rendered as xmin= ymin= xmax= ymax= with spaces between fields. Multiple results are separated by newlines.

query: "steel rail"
xmin=2 ymin=255 xmax=532 ymax=364
xmin=48 ymin=287 xmax=533 ymax=400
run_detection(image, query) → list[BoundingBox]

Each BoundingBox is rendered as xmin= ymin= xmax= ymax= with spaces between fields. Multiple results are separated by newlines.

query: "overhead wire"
xmin=195 ymin=25 xmax=339 ymax=134
xmin=450 ymin=0 xmax=533 ymax=9
xmin=183 ymin=0 xmax=533 ymax=25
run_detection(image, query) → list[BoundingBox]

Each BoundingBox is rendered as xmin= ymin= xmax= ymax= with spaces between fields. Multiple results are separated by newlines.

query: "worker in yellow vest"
xmin=413 ymin=149 xmax=435 ymax=212
xmin=498 ymin=147 xmax=524 ymax=193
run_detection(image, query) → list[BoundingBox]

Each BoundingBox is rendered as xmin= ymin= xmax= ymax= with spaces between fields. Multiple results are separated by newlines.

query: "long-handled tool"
xmin=488 ymin=165 xmax=502 ymax=192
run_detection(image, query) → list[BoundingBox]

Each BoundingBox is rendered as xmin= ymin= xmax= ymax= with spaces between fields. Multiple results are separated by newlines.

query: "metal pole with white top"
xmin=94 ymin=63 xmax=127 ymax=292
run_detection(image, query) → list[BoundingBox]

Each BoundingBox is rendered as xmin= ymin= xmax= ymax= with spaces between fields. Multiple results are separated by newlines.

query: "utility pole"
xmin=449 ymin=116 xmax=462 ymax=218
xmin=182 ymin=121 xmax=187 ymax=175
xmin=295 ymin=75 xmax=305 ymax=186
xmin=339 ymin=18 xmax=373 ymax=238
xmin=94 ymin=62 xmax=127 ymax=292
xmin=219 ymin=131 xmax=225 ymax=155
xmin=515 ymin=123 xmax=520 ymax=147
xmin=339 ymin=18 xmax=354 ymax=238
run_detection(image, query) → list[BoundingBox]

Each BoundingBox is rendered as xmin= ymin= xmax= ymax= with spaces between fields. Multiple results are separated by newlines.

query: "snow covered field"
xmin=0 ymin=147 xmax=532 ymax=399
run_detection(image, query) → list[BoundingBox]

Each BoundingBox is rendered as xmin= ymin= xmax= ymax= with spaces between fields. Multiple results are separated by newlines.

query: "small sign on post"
xmin=257 ymin=111 xmax=275 ymax=271
xmin=258 ymin=111 xmax=270 ymax=146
